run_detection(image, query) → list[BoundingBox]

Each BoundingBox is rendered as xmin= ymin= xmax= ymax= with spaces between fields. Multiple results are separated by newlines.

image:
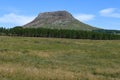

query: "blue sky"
xmin=0 ymin=0 xmax=120 ymax=30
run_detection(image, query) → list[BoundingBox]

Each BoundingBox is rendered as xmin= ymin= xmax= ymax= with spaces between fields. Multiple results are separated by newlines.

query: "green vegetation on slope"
xmin=26 ymin=20 xmax=98 ymax=30
xmin=0 ymin=36 xmax=120 ymax=80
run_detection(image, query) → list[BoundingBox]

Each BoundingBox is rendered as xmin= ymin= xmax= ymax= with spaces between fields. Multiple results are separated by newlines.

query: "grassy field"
xmin=0 ymin=36 xmax=120 ymax=80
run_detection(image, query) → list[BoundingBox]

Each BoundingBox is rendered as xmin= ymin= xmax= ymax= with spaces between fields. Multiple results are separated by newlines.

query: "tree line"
xmin=93 ymin=29 xmax=120 ymax=35
xmin=0 ymin=27 xmax=120 ymax=40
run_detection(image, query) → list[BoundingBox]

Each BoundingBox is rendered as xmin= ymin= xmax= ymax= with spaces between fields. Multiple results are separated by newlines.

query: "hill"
xmin=23 ymin=11 xmax=98 ymax=30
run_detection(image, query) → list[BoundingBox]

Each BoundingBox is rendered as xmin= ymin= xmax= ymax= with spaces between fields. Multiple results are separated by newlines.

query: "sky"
xmin=0 ymin=0 xmax=120 ymax=30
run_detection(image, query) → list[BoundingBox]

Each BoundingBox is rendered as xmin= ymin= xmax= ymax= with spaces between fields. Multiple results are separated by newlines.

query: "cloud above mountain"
xmin=100 ymin=8 xmax=120 ymax=18
xmin=74 ymin=14 xmax=95 ymax=22
xmin=0 ymin=13 xmax=35 ymax=25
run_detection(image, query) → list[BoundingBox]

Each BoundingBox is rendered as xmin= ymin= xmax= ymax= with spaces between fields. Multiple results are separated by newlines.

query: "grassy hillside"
xmin=25 ymin=20 xmax=98 ymax=31
xmin=0 ymin=36 xmax=120 ymax=80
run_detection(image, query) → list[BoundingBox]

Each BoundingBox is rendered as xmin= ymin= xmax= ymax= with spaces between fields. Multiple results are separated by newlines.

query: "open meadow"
xmin=0 ymin=36 xmax=120 ymax=80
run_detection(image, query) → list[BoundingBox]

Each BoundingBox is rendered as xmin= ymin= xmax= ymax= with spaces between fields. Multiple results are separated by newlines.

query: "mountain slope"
xmin=23 ymin=11 xmax=98 ymax=30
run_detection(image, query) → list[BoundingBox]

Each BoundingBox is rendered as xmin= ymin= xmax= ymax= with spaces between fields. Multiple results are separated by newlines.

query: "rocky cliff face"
xmin=23 ymin=11 xmax=98 ymax=30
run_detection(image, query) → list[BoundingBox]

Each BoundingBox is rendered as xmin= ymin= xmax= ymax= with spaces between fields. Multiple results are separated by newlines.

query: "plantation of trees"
xmin=0 ymin=27 xmax=120 ymax=40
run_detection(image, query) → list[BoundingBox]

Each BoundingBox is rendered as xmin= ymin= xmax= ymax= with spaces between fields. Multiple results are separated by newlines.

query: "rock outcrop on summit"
xmin=23 ymin=11 xmax=98 ymax=30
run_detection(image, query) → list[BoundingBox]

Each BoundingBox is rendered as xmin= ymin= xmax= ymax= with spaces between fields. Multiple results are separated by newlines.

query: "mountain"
xmin=23 ymin=11 xmax=98 ymax=30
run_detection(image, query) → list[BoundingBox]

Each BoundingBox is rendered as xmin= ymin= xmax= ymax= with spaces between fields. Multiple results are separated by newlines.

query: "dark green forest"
xmin=0 ymin=27 xmax=120 ymax=40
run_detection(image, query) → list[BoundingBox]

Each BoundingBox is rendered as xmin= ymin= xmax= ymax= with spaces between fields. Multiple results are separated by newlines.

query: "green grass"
xmin=0 ymin=36 xmax=120 ymax=80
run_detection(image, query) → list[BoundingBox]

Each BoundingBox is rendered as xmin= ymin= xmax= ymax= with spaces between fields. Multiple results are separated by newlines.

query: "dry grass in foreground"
xmin=0 ymin=36 xmax=120 ymax=80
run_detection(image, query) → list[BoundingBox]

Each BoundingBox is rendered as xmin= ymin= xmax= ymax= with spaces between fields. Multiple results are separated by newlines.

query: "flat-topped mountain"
xmin=23 ymin=11 xmax=98 ymax=30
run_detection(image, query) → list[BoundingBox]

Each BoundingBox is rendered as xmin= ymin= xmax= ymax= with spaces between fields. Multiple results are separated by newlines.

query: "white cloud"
xmin=100 ymin=8 xmax=120 ymax=18
xmin=74 ymin=14 xmax=95 ymax=21
xmin=100 ymin=8 xmax=115 ymax=15
xmin=0 ymin=13 xmax=35 ymax=26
